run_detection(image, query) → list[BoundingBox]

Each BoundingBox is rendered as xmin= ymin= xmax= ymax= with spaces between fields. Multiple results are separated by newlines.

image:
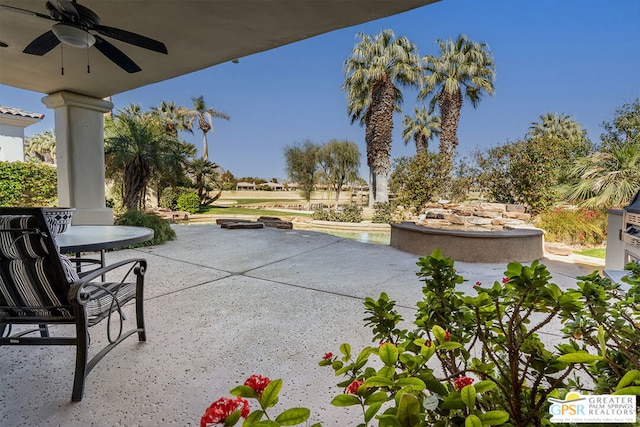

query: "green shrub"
xmin=372 ymin=201 xmax=394 ymax=223
xmin=176 ymin=191 xmax=200 ymax=214
xmin=159 ymin=186 xmax=194 ymax=210
xmin=312 ymin=205 xmax=362 ymax=223
xmin=0 ymin=161 xmax=57 ymax=206
xmin=390 ymin=152 xmax=448 ymax=211
xmin=114 ymin=209 xmax=176 ymax=247
xmin=535 ymin=207 xmax=607 ymax=246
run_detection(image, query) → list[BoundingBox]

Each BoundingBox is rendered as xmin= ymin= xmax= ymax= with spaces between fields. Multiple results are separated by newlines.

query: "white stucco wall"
xmin=0 ymin=123 xmax=25 ymax=161
xmin=0 ymin=111 xmax=43 ymax=162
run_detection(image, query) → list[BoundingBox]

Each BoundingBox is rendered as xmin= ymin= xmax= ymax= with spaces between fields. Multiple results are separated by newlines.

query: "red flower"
xmin=244 ymin=374 xmax=271 ymax=397
xmin=502 ymin=277 xmax=509 ymax=284
xmin=201 ymin=396 xmax=250 ymax=426
xmin=453 ymin=376 xmax=474 ymax=391
xmin=346 ymin=379 xmax=365 ymax=394
xmin=475 ymin=281 xmax=482 ymax=287
xmin=444 ymin=330 xmax=451 ymax=341
xmin=322 ymin=352 xmax=333 ymax=361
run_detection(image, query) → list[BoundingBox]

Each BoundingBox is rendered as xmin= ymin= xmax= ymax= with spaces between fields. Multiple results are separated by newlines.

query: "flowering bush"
xmin=319 ymin=250 xmax=639 ymax=426
xmin=201 ymin=375 xmax=316 ymax=427
xmin=202 ymin=253 xmax=640 ymax=426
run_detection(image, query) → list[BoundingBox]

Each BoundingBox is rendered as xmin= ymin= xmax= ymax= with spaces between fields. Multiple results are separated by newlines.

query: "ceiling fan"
xmin=0 ymin=0 xmax=168 ymax=73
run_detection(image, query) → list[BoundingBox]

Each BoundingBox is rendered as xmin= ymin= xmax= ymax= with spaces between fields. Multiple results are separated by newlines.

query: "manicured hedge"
xmin=0 ymin=161 xmax=57 ymax=206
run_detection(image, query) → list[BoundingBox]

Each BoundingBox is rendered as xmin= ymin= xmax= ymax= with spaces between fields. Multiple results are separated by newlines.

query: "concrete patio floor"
xmin=0 ymin=223 xmax=604 ymax=426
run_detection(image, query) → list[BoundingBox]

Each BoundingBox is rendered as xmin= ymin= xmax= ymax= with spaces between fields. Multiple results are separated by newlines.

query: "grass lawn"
xmin=199 ymin=206 xmax=313 ymax=218
xmin=221 ymin=199 xmax=302 ymax=205
xmin=574 ymin=247 xmax=606 ymax=258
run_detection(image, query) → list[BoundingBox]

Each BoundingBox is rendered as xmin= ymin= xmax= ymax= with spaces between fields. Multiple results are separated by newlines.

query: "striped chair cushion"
xmin=0 ymin=214 xmax=138 ymax=322
xmin=0 ymin=215 xmax=74 ymax=319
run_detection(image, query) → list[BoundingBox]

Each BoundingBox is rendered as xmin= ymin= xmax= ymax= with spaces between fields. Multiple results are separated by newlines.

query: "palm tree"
xmin=186 ymin=158 xmax=223 ymax=205
xmin=401 ymin=106 xmax=441 ymax=154
xmin=150 ymin=100 xmax=192 ymax=137
xmin=561 ymin=140 xmax=640 ymax=208
xmin=185 ymin=95 xmax=230 ymax=161
xmin=527 ymin=112 xmax=586 ymax=141
xmin=25 ymin=130 xmax=56 ymax=163
xmin=105 ymin=105 xmax=189 ymax=210
xmin=420 ymin=34 xmax=496 ymax=167
xmin=343 ymin=29 xmax=422 ymax=206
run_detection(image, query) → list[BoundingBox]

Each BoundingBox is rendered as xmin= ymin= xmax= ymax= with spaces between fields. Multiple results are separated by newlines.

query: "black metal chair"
xmin=0 ymin=207 xmax=147 ymax=401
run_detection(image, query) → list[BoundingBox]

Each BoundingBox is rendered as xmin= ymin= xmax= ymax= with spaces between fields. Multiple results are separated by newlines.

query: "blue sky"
xmin=2 ymin=0 xmax=639 ymax=180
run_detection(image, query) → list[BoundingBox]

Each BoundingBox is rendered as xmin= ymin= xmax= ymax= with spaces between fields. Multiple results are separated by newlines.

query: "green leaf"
xmin=340 ymin=343 xmax=351 ymax=359
xmin=424 ymin=379 xmax=448 ymax=396
xmin=259 ymin=379 xmax=282 ymax=409
xmin=440 ymin=397 xmax=465 ymax=410
xmin=396 ymin=378 xmax=426 ymax=392
xmin=479 ymin=410 xmax=510 ymax=425
xmin=364 ymin=391 xmax=389 ymax=404
xmin=331 ymin=394 xmax=361 ymax=406
xmin=355 ymin=347 xmax=372 ymax=366
xmin=224 ymin=410 xmax=242 ymax=427
xmin=379 ymin=343 xmax=399 ymax=366
xmin=364 ymin=376 xmax=394 ymax=388
xmin=557 ymin=352 xmax=602 ymax=364
xmin=230 ymin=385 xmax=259 ymax=399
xmin=274 ymin=408 xmax=310 ymax=426
xmin=612 ymin=386 xmax=640 ymax=396
xmin=616 ymin=370 xmax=640 ymax=390
xmin=598 ymin=325 xmax=606 ymax=356
xmin=397 ymin=393 xmax=421 ymax=426
xmin=252 ymin=421 xmax=279 ymax=427
xmin=460 ymin=385 xmax=476 ymax=409
xmin=419 ymin=341 xmax=436 ymax=359
xmin=473 ymin=380 xmax=496 ymax=394
xmin=464 ymin=415 xmax=483 ymax=427
xmin=365 ymin=402 xmax=383 ymax=423
xmin=243 ymin=411 xmax=264 ymax=426
xmin=432 ymin=325 xmax=446 ymax=343
xmin=437 ymin=342 xmax=462 ymax=351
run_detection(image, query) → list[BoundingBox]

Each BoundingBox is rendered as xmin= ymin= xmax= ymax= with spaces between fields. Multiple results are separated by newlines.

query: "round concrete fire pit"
xmin=390 ymin=222 xmax=544 ymax=263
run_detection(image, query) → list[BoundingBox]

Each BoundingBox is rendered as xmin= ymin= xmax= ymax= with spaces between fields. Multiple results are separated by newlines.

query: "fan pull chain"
xmin=60 ymin=44 xmax=64 ymax=76
xmin=86 ymin=32 xmax=91 ymax=73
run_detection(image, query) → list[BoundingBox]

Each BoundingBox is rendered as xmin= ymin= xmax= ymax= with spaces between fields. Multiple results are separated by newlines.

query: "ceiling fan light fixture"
xmin=52 ymin=23 xmax=95 ymax=48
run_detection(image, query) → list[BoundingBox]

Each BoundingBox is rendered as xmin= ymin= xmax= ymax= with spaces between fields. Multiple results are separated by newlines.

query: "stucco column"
xmin=42 ymin=91 xmax=114 ymax=225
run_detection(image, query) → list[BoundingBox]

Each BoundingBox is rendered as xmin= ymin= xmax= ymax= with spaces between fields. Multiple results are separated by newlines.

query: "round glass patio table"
xmin=56 ymin=225 xmax=154 ymax=253
xmin=55 ymin=226 xmax=154 ymax=278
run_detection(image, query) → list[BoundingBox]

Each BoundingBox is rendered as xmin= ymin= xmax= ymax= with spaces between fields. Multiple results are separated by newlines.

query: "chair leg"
xmin=71 ymin=323 xmax=89 ymax=402
xmin=135 ymin=265 xmax=146 ymax=342
xmin=39 ymin=324 xmax=50 ymax=337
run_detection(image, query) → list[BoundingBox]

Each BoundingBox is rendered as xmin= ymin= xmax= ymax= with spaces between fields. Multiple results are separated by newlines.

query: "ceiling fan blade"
xmin=54 ymin=0 xmax=79 ymax=20
xmin=0 ymin=4 xmax=54 ymax=20
xmin=23 ymin=30 xmax=60 ymax=55
xmin=94 ymin=25 xmax=167 ymax=54
xmin=93 ymin=35 xmax=141 ymax=73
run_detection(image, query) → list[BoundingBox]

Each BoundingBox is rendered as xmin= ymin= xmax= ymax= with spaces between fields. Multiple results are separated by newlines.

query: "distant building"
xmin=263 ymin=182 xmax=284 ymax=191
xmin=0 ymin=106 xmax=45 ymax=162
xmin=236 ymin=181 xmax=256 ymax=191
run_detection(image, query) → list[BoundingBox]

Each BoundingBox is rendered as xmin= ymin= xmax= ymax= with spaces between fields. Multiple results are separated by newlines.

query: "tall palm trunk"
xmin=438 ymin=89 xmax=463 ymax=171
xmin=415 ymin=134 xmax=428 ymax=154
xmin=123 ymin=156 xmax=150 ymax=210
xmin=199 ymin=115 xmax=211 ymax=160
xmin=365 ymin=78 xmax=395 ymax=206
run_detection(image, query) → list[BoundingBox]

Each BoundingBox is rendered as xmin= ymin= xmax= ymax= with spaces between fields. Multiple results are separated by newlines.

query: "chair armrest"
xmin=68 ymin=258 xmax=146 ymax=304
